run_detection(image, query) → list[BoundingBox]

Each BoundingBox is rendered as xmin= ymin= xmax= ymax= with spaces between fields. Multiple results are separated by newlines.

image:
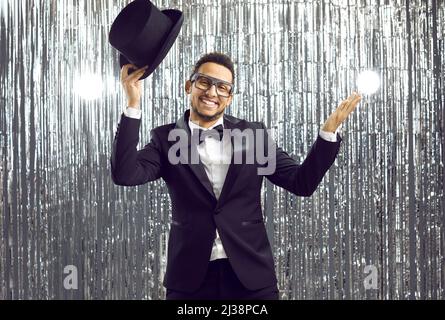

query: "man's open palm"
xmin=322 ymin=92 xmax=362 ymax=133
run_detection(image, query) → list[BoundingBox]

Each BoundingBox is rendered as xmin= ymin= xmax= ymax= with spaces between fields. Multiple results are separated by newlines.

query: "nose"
xmin=205 ymin=84 xmax=218 ymax=96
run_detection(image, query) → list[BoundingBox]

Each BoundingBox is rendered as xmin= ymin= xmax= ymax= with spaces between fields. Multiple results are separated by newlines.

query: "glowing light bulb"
xmin=356 ymin=70 xmax=380 ymax=95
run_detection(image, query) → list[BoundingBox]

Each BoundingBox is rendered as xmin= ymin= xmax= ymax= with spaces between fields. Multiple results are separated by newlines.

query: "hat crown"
xmin=109 ymin=0 xmax=172 ymax=49
xmin=108 ymin=0 xmax=184 ymax=79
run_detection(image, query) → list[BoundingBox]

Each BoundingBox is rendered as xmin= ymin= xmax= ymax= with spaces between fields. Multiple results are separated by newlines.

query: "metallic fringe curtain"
xmin=0 ymin=0 xmax=444 ymax=299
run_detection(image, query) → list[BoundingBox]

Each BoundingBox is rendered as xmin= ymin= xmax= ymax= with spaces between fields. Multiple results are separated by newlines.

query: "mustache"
xmin=191 ymin=104 xmax=225 ymax=122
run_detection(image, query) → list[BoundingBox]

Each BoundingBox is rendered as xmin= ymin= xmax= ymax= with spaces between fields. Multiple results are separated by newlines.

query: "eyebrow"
xmin=194 ymin=73 xmax=233 ymax=85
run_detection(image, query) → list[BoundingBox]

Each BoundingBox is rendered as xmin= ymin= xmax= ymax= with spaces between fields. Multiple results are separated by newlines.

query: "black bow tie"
xmin=195 ymin=124 xmax=224 ymax=142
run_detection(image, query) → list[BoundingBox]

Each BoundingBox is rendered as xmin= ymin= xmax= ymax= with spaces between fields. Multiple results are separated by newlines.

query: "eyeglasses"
xmin=190 ymin=73 xmax=234 ymax=98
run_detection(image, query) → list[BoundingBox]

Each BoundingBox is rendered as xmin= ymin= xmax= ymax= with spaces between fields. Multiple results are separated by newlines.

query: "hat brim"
xmin=119 ymin=9 xmax=183 ymax=80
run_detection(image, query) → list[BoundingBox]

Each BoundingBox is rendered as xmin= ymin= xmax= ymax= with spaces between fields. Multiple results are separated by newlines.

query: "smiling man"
xmin=185 ymin=57 xmax=234 ymax=127
xmin=111 ymin=52 xmax=361 ymax=300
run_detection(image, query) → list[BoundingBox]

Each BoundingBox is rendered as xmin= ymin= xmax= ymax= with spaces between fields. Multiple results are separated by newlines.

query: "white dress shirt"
xmin=188 ymin=115 xmax=232 ymax=260
xmin=123 ymin=106 xmax=340 ymax=261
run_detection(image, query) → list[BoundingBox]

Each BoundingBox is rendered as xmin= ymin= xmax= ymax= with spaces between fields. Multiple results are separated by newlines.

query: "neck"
xmin=189 ymin=109 xmax=223 ymax=128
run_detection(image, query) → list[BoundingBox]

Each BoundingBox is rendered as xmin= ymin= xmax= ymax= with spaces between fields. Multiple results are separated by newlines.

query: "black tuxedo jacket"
xmin=111 ymin=109 xmax=342 ymax=293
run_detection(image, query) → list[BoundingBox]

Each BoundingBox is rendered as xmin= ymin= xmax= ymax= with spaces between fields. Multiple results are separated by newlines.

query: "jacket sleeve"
xmin=110 ymin=113 xmax=163 ymax=186
xmin=262 ymin=122 xmax=342 ymax=197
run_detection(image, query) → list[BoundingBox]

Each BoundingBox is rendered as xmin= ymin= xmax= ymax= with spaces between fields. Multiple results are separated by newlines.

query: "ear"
xmin=185 ymin=80 xmax=192 ymax=94
xmin=227 ymin=94 xmax=233 ymax=106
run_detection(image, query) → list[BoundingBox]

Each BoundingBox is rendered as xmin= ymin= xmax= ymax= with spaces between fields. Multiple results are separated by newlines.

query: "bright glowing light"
xmin=106 ymin=77 xmax=119 ymax=91
xmin=356 ymin=70 xmax=380 ymax=95
xmin=73 ymin=73 xmax=103 ymax=100
xmin=0 ymin=1 xmax=7 ymax=15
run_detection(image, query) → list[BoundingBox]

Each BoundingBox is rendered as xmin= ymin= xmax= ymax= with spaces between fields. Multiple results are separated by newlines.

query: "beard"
xmin=191 ymin=103 xmax=225 ymax=122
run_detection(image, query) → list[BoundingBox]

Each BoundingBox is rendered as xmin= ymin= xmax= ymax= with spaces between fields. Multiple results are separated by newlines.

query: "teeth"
xmin=201 ymin=98 xmax=217 ymax=106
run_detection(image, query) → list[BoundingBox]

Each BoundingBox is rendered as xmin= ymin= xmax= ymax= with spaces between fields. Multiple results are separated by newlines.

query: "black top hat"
xmin=109 ymin=0 xmax=184 ymax=80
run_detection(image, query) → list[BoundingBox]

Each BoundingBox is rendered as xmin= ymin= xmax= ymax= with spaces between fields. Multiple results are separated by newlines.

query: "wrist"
xmin=128 ymin=101 xmax=140 ymax=109
xmin=322 ymin=125 xmax=337 ymax=133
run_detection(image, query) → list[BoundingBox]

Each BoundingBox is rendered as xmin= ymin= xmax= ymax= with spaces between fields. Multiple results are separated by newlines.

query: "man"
xmin=111 ymin=52 xmax=361 ymax=300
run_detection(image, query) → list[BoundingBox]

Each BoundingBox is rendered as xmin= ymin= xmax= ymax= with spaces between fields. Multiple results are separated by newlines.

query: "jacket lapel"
xmin=215 ymin=115 xmax=246 ymax=208
xmin=171 ymin=110 xmax=246 ymax=205
xmin=172 ymin=110 xmax=216 ymax=199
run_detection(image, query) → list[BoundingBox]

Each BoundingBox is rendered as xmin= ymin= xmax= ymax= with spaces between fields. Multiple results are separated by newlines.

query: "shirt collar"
xmin=188 ymin=112 xmax=224 ymax=131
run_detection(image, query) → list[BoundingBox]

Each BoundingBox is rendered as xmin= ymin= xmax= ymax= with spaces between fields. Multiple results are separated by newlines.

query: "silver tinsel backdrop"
xmin=0 ymin=0 xmax=444 ymax=300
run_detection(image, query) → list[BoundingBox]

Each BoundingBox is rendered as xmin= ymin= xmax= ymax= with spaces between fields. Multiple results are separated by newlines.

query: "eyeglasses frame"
xmin=189 ymin=72 xmax=234 ymax=97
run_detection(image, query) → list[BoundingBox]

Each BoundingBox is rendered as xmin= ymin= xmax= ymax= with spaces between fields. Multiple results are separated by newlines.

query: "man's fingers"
xmin=120 ymin=64 xmax=136 ymax=77
xmin=120 ymin=64 xmax=148 ymax=82
xmin=338 ymin=99 xmax=349 ymax=110
xmin=339 ymin=92 xmax=361 ymax=112
xmin=129 ymin=65 xmax=148 ymax=75
xmin=125 ymin=67 xmax=146 ymax=82
xmin=122 ymin=66 xmax=149 ymax=84
xmin=125 ymin=65 xmax=147 ymax=78
xmin=348 ymin=93 xmax=362 ymax=110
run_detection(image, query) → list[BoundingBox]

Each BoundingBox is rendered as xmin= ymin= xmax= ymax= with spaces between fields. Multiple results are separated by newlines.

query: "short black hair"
xmin=190 ymin=52 xmax=235 ymax=84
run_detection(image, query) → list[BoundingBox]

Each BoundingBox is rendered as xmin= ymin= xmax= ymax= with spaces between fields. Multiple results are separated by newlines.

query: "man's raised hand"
xmin=120 ymin=64 xmax=149 ymax=108
xmin=322 ymin=92 xmax=362 ymax=133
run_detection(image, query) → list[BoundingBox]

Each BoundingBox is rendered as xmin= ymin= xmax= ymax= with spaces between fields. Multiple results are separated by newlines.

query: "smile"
xmin=200 ymin=97 xmax=219 ymax=107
